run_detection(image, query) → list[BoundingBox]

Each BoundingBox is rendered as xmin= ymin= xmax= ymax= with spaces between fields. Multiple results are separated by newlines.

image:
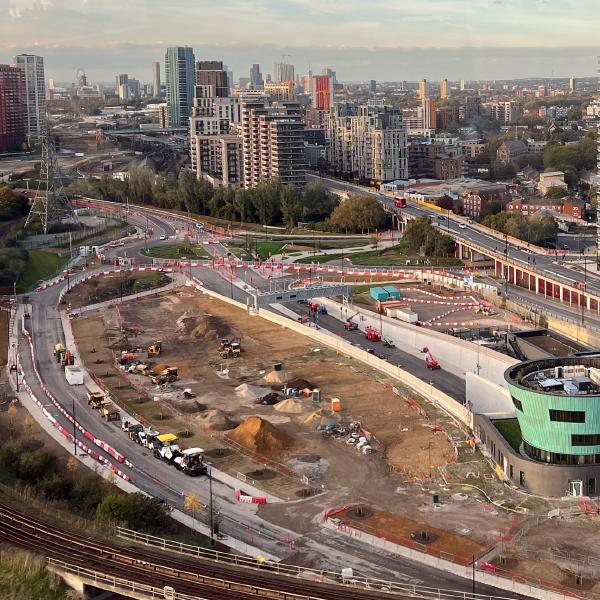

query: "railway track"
xmin=0 ymin=502 xmax=421 ymax=600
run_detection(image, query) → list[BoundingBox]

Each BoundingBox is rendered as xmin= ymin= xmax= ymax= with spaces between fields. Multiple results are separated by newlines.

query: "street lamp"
xmin=208 ymin=467 xmax=215 ymax=547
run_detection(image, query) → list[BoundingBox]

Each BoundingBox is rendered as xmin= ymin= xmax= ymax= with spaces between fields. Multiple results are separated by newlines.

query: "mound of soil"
xmin=227 ymin=416 xmax=295 ymax=458
xmin=235 ymin=383 xmax=267 ymax=400
xmin=196 ymin=409 xmax=237 ymax=431
xmin=286 ymin=378 xmax=314 ymax=390
xmin=176 ymin=312 xmax=231 ymax=340
xmin=171 ymin=398 xmax=207 ymax=414
xmin=263 ymin=370 xmax=288 ymax=384
xmin=255 ymin=392 xmax=281 ymax=406
xmin=274 ymin=398 xmax=305 ymax=414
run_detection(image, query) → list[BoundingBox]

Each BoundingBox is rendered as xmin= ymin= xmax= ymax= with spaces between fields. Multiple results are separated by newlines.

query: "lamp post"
xmin=72 ymin=396 xmax=77 ymax=456
xmin=208 ymin=467 xmax=215 ymax=547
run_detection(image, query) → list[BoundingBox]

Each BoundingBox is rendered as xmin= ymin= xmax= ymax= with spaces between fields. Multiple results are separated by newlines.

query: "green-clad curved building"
xmin=474 ymin=357 xmax=600 ymax=497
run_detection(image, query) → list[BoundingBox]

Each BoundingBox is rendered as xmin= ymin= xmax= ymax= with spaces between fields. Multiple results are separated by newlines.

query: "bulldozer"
xmin=147 ymin=340 xmax=162 ymax=358
xmin=219 ymin=341 xmax=241 ymax=359
xmin=150 ymin=366 xmax=178 ymax=385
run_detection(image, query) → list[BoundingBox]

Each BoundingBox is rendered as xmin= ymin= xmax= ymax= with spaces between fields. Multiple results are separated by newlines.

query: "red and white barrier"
xmin=235 ymin=489 xmax=267 ymax=504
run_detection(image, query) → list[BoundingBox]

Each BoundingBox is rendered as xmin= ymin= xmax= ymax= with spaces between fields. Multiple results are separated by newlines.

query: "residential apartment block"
xmin=241 ymin=99 xmax=305 ymax=188
xmin=165 ymin=46 xmax=195 ymax=127
xmin=326 ymin=101 xmax=408 ymax=183
xmin=0 ymin=64 xmax=26 ymax=152
xmin=12 ymin=54 xmax=45 ymax=140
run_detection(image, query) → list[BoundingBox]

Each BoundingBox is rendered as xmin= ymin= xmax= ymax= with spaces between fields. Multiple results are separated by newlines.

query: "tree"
xmin=96 ymin=492 xmax=170 ymax=531
xmin=280 ymin=185 xmax=303 ymax=229
xmin=480 ymin=201 xmax=503 ymax=220
xmin=436 ymin=195 xmax=454 ymax=211
xmin=184 ymin=491 xmax=203 ymax=535
xmin=251 ymin=182 xmax=281 ymax=226
xmin=302 ymin=182 xmax=337 ymax=221
xmin=328 ymin=195 xmax=386 ymax=233
xmin=22 ymin=414 xmax=35 ymax=436
xmin=128 ymin=166 xmax=154 ymax=204
xmin=402 ymin=217 xmax=455 ymax=258
xmin=0 ymin=187 xmax=28 ymax=221
xmin=545 ymin=186 xmax=568 ymax=199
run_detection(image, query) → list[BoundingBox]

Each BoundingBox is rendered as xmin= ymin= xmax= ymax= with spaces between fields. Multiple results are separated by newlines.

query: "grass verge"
xmin=493 ymin=418 xmax=522 ymax=453
xmin=17 ymin=250 xmax=67 ymax=293
xmin=141 ymin=243 xmax=209 ymax=259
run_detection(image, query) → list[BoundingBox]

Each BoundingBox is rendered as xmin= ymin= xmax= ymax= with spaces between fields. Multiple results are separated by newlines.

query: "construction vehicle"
xmin=120 ymin=350 xmax=135 ymax=364
xmin=307 ymin=300 xmax=319 ymax=312
xmin=152 ymin=433 xmax=181 ymax=463
xmin=219 ymin=342 xmax=241 ymax=359
xmin=150 ymin=366 xmax=178 ymax=385
xmin=382 ymin=337 xmax=395 ymax=348
xmin=99 ymin=403 xmax=121 ymax=421
xmin=421 ymin=346 xmax=441 ymax=370
xmin=364 ymin=326 xmax=381 ymax=342
xmin=147 ymin=340 xmax=162 ymax=358
xmin=54 ymin=343 xmax=65 ymax=359
xmin=136 ymin=428 xmax=160 ymax=449
xmin=126 ymin=423 xmax=144 ymax=442
xmin=174 ymin=448 xmax=207 ymax=476
xmin=87 ymin=390 xmax=106 ymax=409
xmin=344 ymin=313 xmax=359 ymax=331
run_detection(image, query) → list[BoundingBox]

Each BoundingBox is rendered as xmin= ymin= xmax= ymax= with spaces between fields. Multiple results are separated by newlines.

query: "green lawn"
xmin=493 ymin=418 xmax=522 ymax=453
xmin=295 ymin=243 xmax=463 ymax=267
xmin=254 ymin=241 xmax=287 ymax=259
xmin=17 ymin=250 xmax=68 ymax=292
xmin=141 ymin=243 xmax=209 ymax=260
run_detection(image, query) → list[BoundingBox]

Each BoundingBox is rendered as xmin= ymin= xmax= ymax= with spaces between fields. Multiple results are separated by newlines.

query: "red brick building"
xmin=462 ymin=184 xmax=510 ymax=217
xmin=0 ymin=64 xmax=26 ymax=153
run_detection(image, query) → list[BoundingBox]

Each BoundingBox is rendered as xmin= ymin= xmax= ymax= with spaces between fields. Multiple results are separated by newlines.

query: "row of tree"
xmin=402 ymin=217 xmax=455 ymax=257
xmin=70 ymin=169 xmax=339 ymax=229
xmin=0 ymin=436 xmax=171 ymax=532
xmin=481 ymin=212 xmax=558 ymax=246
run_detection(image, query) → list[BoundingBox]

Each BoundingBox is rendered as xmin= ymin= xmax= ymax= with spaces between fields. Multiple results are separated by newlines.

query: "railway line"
xmin=0 ymin=502 xmax=448 ymax=600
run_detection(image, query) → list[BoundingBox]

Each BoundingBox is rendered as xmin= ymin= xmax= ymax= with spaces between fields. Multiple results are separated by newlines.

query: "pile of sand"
xmin=176 ymin=312 xmax=230 ymax=340
xmin=274 ymin=398 xmax=305 ymax=414
xmin=235 ymin=383 xmax=267 ymax=400
xmin=263 ymin=370 xmax=288 ymax=384
xmin=196 ymin=409 xmax=237 ymax=431
xmin=227 ymin=416 xmax=294 ymax=457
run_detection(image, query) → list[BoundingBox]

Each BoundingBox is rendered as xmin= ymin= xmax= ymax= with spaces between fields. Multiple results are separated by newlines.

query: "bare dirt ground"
xmin=70 ymin=286 xmax=519 ymax=551
xmin=335 ymin=504 xmax=484 ymax=562
xmin=63 ymin=271 xmax=171 ymax=309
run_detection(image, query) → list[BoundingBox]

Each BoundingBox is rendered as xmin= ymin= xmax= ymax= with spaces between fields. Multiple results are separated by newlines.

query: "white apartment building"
xmin=12 ymin=54 xmax=45 ymax=139
xmin=489 ymin=101 xmax=522 ymax=124
xmin=326 ymin=102 xmax=408 ymax=182
xmin=190 ymin=84 xmax=243 ymax=187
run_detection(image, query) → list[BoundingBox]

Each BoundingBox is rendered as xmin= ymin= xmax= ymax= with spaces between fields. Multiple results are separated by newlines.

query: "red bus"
xmin=394 ymin=196 xmax=406 ymax=208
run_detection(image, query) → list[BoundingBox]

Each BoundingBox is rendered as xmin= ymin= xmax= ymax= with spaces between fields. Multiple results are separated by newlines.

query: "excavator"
xmin=148 ymin=340 xmax=162 ymax=358
xmin=421 ymin=347 xmax=441 ymax=370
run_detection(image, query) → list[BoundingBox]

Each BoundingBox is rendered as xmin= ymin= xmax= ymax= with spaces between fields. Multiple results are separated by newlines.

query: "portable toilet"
xmin=312 ymin=388 xmax=321 ymax=403
xmin=331 ymin=398 xmax=342 ymax=412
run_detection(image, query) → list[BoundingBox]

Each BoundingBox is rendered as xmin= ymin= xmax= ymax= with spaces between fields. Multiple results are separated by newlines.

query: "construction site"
xmin=61 ymin=277 xmax=600 ymax=596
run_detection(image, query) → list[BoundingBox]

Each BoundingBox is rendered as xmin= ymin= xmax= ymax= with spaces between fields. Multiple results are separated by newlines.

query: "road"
xmin=307 ymin=174 xmax=600 ymax=301
xmin=10 ymin=204 xmax=527 ymax=597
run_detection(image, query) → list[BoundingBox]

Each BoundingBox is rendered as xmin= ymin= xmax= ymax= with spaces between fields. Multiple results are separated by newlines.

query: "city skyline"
xmin=1 ymin=0 xmax=600 ymax=81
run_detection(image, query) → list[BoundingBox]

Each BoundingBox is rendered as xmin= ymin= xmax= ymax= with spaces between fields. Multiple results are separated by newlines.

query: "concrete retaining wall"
xmin=466 ymin=373 xmax=514 ymax=415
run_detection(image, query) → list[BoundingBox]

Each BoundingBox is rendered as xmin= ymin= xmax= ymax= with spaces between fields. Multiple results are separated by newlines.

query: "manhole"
xmin=410 ymin=530 xmax=438 ymax=545
xmin=297 ymin=454 xmax=320 ymax=464
xmin=295 ymin=488 xmax=318 ymax=498
xmin=246 ymin=469 xmax=276 ymax=481
xmin=205 ymin=448 xmax=233 ymax=458
xmin=177 ymin=430 xmax=194 ymax=439
xmin=347 ymin=507 xmax=373 ymax=519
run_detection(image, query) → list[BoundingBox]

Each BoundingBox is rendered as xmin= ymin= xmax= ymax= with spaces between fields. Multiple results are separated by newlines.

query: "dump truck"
xmin=147 ymin=340 xmax=162 ymax=358
xmin=153 ymin=433 xmax=181 ymax=463
xmin=99 ymin=403 xmax=121 ymax=421
xmin=174 ymin=448 xmax=207 ymax=476
xmin=87 ymin=390 xmax=106 ymax=409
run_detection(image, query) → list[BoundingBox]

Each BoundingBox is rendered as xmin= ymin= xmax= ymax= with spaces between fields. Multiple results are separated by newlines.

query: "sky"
xmin=0 ymin=0 xmax=599 ymax=83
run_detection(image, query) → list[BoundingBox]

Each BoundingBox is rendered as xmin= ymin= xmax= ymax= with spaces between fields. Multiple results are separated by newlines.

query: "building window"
xmin=572 ymin=434 xmax=600 ymax=446
xmin=550 ymin=409 xmax=585 ymax=423
xmin=519 ymin=471 xmax=525 ymax=486
xmin=509 ymin=464 xmax=514 ymax=480
xmin=512 ymin=397 xmax=524 ymax=412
